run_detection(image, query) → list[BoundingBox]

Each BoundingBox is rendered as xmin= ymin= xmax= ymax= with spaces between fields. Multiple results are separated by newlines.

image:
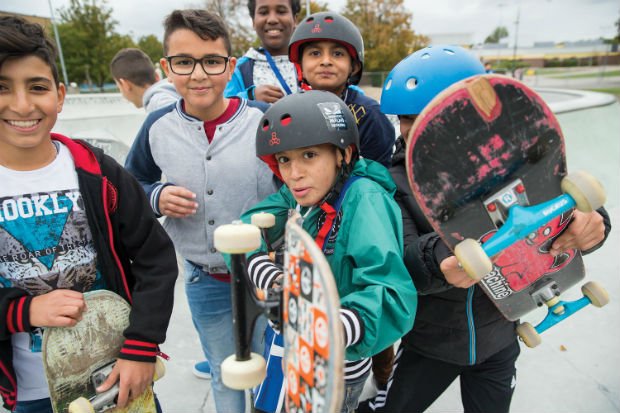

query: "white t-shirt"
xmin=0 ymin=142 xmax=101 ymax=401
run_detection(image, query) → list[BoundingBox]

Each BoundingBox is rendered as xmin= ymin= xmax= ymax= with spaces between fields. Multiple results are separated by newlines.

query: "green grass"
xmin=547 ymin=70 xmax=620 ymax=79
xmin=586 ymin=87 xmax=620 ymax=98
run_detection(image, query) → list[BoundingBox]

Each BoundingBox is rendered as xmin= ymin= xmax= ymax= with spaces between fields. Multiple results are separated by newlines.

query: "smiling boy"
xmin=0 ymin=16 xmax=177 ymax=413
xmin=288 ymin=12 xmax=395 ymax=168
xmin=225 ymin=0 xmax=301 ymax=103
xmin=123 ymin=9 xmax=277 ymax=412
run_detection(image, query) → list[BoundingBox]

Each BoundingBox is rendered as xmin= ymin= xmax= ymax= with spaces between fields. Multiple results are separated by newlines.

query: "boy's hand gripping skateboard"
xmin=406 ymin=74 xmax=610 ymax=348
xmin=215 ymin=212 xmax=345 ymax=412
xmin=42 ymin=290 xmax=165 ymax=413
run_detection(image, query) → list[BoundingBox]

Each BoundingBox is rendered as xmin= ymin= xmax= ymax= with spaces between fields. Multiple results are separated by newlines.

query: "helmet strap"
xmin=321 ymin=148 xmax=351 ymax=207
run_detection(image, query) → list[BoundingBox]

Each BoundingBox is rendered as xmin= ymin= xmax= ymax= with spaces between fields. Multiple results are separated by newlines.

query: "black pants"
xmin=358 ymin=340 xmax=520 ymax=413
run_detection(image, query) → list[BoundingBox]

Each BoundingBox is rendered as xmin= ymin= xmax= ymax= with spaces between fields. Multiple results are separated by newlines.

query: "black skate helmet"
xmin=256 ymin=90 xmax=360 ymax=180
xmin=288 ymin=11 xmax=364 ymax=85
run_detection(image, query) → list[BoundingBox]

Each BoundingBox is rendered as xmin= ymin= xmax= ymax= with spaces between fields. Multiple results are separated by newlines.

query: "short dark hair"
xmin=163 ymin=10 xmax=231 ymax=56
xmin=0 ymin=15 xmax=60 ymax=85
xmin=110 ymin=48 xmax=157 ymax=87
xmin=247 ymin=0 xmax=301 ymax=20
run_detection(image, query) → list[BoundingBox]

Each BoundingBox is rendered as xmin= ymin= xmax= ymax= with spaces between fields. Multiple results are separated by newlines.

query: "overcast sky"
xmin=2 ymin=0 xmax=618 ymax=48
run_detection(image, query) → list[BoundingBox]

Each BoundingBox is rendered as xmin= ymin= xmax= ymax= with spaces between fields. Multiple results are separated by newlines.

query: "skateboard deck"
xmin=406 ymin=74 xmax=585 ymax=321
xmin=282 ymin=212 xmax=344 ymax=413
xmin=42 ymin=290 xmax=158 ymax=413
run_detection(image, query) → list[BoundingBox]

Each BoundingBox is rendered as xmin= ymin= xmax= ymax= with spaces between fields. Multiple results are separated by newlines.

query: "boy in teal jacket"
xmin=238 ymin=90 xmax=416 ymax=413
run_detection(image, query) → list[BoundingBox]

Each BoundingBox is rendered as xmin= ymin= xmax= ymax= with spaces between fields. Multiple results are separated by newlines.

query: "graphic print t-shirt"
xmin=0 ymin=141 xmax=102 ymax=401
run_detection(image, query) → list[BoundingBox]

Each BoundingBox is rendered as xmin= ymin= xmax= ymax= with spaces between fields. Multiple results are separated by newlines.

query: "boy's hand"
xmin=254 ymin=85 xmax=285 ymax=103
xmin=159 ymin=186 xmax=198 ymax=218
xmin=440 ymin=256 xmax=478 ymax=289
xmin=30 ymin=290 xmax=86 ymax=327
xmin=550 ymin=210 xmax=605 ymax=256
xmin=96 ymin=359 xmax=155 ymax=408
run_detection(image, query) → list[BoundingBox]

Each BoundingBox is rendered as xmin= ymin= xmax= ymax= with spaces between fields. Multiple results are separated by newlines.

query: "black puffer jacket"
xmin=390 ymin=136 xmax=611 ymax=366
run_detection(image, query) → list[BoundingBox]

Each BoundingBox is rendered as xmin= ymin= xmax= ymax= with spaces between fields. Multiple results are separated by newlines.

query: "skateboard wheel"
xmin=221 ymin=352 xmax=266 ymax=390
xmin=561 ymin=171 xmax=606 ymax=212
xmin=454 ymin=239 xmax=492 ymax=281
xmin=214 ymin=221 xmax=261 ymax=253
xmin=154 ymin=357 xmax=166 ymax=381
xmin=582 ymin=281 xmax=610 ymax=308
xmin=251 ymin=212 xmax=276 ymax=228
xmin=516 ymin=322 xmax=542 ymax=348
xmin=68 ymin=397 xmax=95 ymax=413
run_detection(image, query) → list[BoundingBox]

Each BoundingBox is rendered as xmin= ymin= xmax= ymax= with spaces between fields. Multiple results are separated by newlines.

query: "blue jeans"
xmin=184 ymin=260 xmax=266 ymax=413
xmin=14 ymin=396 xmax=162 ymax=413
xmin=341 ymin=369 xmax=371 ymax=413
xmin=14 ymin=398 xmax=52 ymax=413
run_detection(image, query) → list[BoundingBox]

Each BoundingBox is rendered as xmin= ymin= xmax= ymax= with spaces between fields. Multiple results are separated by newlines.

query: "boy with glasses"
xmin=124 ymin=9 xmax=277 ymax=412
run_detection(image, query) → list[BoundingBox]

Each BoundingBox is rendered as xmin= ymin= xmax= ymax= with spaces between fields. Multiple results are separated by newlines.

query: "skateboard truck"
xmin=68 ymin=358 xmax=165 ymax=413
xmin=455 ymin=171 xmax=607 ymax=280
xmin=517 ymin=280 xmax=609 ymax=348
xmin=483 ymin=179 xmax=530 ymax=228
xmin=214 ymin=216 xmax=283 ymax=390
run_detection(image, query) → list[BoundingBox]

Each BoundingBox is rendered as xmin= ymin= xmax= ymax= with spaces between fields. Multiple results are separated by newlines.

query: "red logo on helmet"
xmin=311 ymin=24 xmax=322 ymax=33
xmin=269 ymin=132 xmax=280 ymax=146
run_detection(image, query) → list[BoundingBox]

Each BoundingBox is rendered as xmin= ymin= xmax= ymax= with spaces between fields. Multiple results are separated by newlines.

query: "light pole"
xmin=48 ymin=0 xmax=69 ymax=87
xmin=511 ymin=1 xmax=521 ymax=76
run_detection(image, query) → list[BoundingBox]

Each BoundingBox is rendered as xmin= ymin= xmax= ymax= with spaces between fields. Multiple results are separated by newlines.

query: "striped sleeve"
xmin=119 ymin=339 xmax=159 ymax=363
xmin=5 ymin=296 xmax=33 ymax=334
xmin=340 ymin=307 xmax=365 ymax=347
xmin=247 ymin=253 xmax=283 ymax=290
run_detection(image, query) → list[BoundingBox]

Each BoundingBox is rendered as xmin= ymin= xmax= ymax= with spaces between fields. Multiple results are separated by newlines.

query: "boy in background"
xmin=225 ymin=0 xmax=301 ymax=103
xmin=288 ymin=11 xmax=395 ymax=168
xmin=110 ymin=48 xmax=178 ymax=112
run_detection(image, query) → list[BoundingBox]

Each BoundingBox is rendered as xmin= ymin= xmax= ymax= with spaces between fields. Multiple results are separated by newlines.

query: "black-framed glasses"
xmin=165 ymin=55 xmax=230 ymax=75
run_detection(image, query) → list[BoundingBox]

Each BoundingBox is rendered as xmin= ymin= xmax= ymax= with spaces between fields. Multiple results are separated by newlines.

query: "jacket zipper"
xmin=467 ymin=286 xmax=476 ymax=365
xmin=101 ymin=177 xmax=132 ymax=303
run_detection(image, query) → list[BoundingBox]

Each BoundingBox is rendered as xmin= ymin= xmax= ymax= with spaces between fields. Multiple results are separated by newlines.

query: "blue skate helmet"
xmin=381 ymin=45 xmax=485 ymax=115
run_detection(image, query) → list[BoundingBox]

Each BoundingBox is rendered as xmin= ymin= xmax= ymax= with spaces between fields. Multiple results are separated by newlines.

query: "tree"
xmin=138 ymin=35 xmax=164 ymax=62
xmin=342 ymin=0 xmax=429 ymax=73
xmin=484 ymin=26 xmax=509 ymax=44
xmin=53 ymin=0 xmax=126 ymax=90
xmin=204 ymin=0 xmax=255 ymax=57
xmin=296 ymin=0 xmax=329 ymax=22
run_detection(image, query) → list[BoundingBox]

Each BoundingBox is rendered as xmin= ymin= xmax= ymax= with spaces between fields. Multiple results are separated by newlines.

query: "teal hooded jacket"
xmin=237 ymin=158 xmax=417 ymax=360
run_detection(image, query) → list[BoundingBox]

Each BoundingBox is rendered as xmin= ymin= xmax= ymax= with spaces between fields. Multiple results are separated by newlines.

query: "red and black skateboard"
xmin=406 ymin=74 xmax=609 ymax=347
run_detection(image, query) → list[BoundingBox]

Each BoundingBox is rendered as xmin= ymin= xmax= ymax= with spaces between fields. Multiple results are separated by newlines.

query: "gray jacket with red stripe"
xmin=0 ymin=134 xmax=178 ymax=411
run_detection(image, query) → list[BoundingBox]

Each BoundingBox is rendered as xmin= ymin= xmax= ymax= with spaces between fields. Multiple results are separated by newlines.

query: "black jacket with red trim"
xmin=0 ymin=134 xmax=178 ymax=411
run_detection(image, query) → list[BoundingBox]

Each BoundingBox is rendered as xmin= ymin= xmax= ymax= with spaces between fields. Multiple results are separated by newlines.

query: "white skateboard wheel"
xmin=154 ymin=357 xmax=166 ymax=381
xmin=516 ymin=322 xmax=542 ymax=348
xmin=68 ymin=397 xmax=95 ymax=413
xmin=561 ymin=170 xmax=606 ymax=212
xmin=221 ymin=352 xmax=266 ymax=390
xmin=582 ymin=281 xmax=610 ymax=308
xmin=251 ymin=212 xmax=276 ymax=228
xmin=454 ymin=238 xmax=492 ymax=281
xmin=214 ymin=221 xmax=261 ymax=253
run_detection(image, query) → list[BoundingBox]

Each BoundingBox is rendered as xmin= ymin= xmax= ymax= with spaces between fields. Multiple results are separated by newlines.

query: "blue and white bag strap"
xmin=263 ymin=48 xmax=293 ymax=95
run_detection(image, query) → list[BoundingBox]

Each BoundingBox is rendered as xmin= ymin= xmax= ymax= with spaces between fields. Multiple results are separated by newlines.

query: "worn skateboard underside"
xmin=283 ymin=216 xmax=344 ymax=413
xmin=407 ymin=75 xmax=584 ymax=320
xmin=42 ymin=290 xmax=156 ymax=413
